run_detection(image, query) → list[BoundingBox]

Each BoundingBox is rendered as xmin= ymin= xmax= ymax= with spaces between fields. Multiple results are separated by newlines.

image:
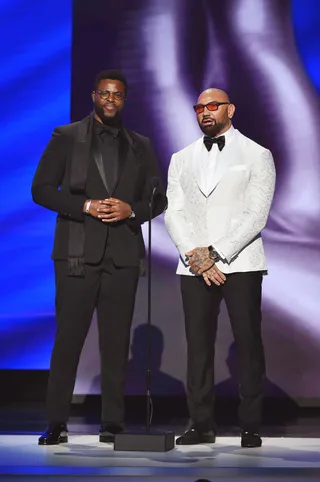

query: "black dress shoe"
xmin=38 ymin=423 xmax=68 ymax=446
xmin=241 ymin=430 xmax=262 ymax=448
xmin=99 ymin=422 xmax=125 ymax=443
xmin=176 ymin=428 xmax=216 ymax=445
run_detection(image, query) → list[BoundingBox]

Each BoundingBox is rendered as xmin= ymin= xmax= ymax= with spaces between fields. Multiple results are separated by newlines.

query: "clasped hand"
xmin=88 ymin=198 xmax=131 ymax=223
xmin=186 ymin=247 xmax=226 ymax=286
xmin=186 ymin=247 xmax=214 ymax=274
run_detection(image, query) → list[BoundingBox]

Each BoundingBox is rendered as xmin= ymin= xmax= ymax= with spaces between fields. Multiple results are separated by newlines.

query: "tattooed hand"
xmin=186 ymin=247 xmax=214 ymax=275
xmin=203 ymin=265 xmax=226 ymax=287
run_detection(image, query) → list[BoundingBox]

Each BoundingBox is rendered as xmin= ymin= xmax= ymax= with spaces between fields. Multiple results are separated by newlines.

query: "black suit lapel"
xmin=91 ymin=137 xmax=109 ymax=193
xmin=72 ymin=114 xmax=110 ymax=195
xmin=73 ymin=121 xmax=138 ymax=196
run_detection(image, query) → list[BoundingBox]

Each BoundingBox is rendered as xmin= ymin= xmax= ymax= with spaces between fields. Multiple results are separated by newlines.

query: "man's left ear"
xmin=228 ymin=104 xmax=235 ymax=119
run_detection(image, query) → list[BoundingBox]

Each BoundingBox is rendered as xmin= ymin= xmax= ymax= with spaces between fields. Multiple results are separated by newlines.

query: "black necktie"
xmin=203 ymin=135 xmax=225 ymax=152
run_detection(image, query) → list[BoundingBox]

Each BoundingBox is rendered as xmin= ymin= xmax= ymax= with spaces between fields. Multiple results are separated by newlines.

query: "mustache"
xmin=201 ymin=116 xmax=216 ymax=123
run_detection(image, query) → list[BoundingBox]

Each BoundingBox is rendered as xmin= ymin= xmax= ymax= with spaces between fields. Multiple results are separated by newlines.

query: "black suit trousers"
xmin=180 ymin=271 xmax=265 ymax=432
xmin=46 ymin=245 xmax=140 ymax=423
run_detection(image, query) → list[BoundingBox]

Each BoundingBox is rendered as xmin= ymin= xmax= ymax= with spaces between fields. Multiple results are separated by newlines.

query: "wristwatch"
xmin=128 ymin=208 xmax=136 ymax=219
xmin=208 ymin=245 xmax=220 ymax=262
xmin=85 ymin=199 xmax=92 ymax=214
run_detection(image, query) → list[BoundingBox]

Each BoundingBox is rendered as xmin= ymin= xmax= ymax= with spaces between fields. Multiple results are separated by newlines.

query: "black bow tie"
xmin=203 ymin=135 xmax=225 ymax=152
xmin=94 ymin=119 xmax=119 ymax=138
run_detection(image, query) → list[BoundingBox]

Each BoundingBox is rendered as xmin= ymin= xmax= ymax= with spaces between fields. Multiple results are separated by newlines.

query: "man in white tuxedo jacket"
xmin=164 ymin=88 xmax=275 ymax=447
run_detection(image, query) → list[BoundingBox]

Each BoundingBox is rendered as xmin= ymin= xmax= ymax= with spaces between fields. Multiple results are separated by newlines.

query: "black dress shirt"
xmin=93 ymin=118 xmax=120 ymax=193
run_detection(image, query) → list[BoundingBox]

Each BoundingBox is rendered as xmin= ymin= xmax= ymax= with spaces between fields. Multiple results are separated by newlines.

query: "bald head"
xmin=197 ymin=88 xmax=230 ymax=104
xmin=195 ymin=88 xmax=235 ymax=138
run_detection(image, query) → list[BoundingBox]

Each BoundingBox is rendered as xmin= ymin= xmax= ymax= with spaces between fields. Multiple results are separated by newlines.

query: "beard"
xmin=94 ymin=104 xmax=121 ymax=126
xmin=199 ymin=118 xmax=228 ymax=137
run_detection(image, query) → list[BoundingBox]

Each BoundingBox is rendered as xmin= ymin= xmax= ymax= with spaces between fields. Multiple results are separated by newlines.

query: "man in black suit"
xmin=32 ymin=70 xmax=167 ymax=445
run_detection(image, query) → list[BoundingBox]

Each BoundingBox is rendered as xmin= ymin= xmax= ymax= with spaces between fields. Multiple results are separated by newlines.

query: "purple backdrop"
xmin=71 ymin=0 xmax=320 ymax=404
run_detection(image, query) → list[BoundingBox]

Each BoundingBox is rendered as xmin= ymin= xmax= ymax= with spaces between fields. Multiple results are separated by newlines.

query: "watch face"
xmin=209 ymin=250 xmax=219 ymax=261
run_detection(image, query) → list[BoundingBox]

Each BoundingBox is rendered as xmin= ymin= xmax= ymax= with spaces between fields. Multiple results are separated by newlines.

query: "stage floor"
xmin=0 ymin=434 xmax=320 ymax=481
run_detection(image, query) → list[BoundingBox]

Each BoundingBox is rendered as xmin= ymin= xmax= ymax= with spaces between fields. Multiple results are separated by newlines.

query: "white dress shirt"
xmin=197 ymin=126 xmax=235 ymax=197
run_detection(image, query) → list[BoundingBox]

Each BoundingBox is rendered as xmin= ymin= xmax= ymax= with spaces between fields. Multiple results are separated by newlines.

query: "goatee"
xmin=200 ymin=121 xmax=225 ymax=138
xmin=94 ymin=105 xmax=121 ymax=127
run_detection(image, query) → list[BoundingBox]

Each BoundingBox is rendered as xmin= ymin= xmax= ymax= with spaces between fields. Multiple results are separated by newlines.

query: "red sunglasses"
xmin=193 ymin=101 xmax=230 ymax=115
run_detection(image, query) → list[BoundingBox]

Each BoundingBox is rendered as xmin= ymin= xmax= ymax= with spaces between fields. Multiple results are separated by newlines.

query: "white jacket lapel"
xmin=206 ymin=148 xmax=232 ymax=196
xmin=206 ymin=129 xmax=237 ymax=196
xmin=191 ymin=138 xmax=207 ymax=196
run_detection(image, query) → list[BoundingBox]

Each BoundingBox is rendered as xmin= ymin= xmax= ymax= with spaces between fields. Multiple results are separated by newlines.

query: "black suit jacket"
xmin=31 ymin=115 xmax=167 ymax=268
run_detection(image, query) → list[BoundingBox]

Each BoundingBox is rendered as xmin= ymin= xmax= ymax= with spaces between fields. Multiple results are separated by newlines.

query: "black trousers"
xmin=180 ymin=271 xmax=265 ymax=432
xmin=46 ymin=247 xmax=140 ymax=424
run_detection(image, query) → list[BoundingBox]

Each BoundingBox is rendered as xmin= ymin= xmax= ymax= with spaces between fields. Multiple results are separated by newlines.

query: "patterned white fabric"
xmin=164 ymin=128 xmax=276 ymax=275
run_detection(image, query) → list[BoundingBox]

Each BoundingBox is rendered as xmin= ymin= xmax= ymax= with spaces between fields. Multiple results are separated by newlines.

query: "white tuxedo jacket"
xmin=164 ymin=127 xmax=276 ymax=275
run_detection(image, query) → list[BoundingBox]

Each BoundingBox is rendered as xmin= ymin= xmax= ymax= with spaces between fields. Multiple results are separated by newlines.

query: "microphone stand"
xmin=146 ymin=184 xmax=156 ymax=433
xmin=114 ymin=179 xmax=175 ymax=452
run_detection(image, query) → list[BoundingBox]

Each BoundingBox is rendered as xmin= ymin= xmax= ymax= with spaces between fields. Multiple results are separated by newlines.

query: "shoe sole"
xmin=176 ymin=439 xmax=216 ymax=445
xmin=99 ymin=435 xmax=115 ymax=443
xmin=38 ymin=436 xmax=68 ymax=446
xmin=241 ymin=442 xmax=262 ymax=448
